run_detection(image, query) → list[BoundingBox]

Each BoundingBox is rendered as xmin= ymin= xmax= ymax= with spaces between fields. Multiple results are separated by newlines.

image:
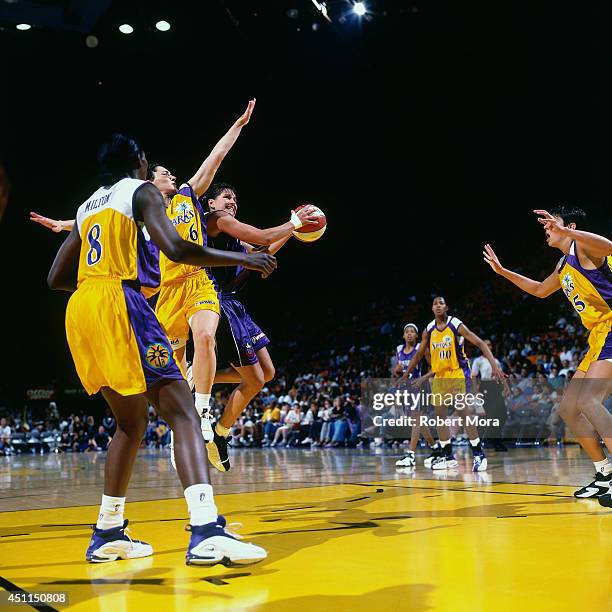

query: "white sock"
xmin=195 ymin=393 xmax=211 ymax=417
xmin=470 ymin=438 xmax=481 ymax=447
xmin=439 ymin=439 xmax=451 ymax=448
xmin=184 ymin=483 xmax=218 ymax=526
xmin=96 ymin=494 xmax=125 ymax=530
xmin=594 ymin=458 xmax=612 ymax=475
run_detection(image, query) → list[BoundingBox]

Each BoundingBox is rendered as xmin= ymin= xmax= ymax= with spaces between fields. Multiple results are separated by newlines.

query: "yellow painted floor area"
xmin=1 ymin=475 xmax=611 ymax=611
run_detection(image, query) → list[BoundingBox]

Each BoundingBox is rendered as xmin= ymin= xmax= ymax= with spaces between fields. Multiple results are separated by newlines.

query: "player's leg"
xmin=463 ymin=400 xmax=487 ymax=472
xmin=86 ymin=389 xmax=152 ymax=562
xmin=214 ymin=367 xmax=242 ymax=384
xmin=147 ymin=378 xmax=267 ymax=564
xmin=189 ymin=308 xmax=220 ymax=439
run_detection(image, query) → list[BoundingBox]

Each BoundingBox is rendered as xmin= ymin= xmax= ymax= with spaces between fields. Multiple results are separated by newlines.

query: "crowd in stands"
xmin=2 ymin=275 xmax=609 ymax=455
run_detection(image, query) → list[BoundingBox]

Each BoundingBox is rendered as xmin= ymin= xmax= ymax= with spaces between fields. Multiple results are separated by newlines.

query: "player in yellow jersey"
xmin=484 ymin=206 xmax=612 ymax=503
xmin=32 ymin=101 xmax=260 ymax=444
xmin=47 ymin=133 xmax=275 ymax=565
xmin=401 ymin=296 xmax=506 ymax=471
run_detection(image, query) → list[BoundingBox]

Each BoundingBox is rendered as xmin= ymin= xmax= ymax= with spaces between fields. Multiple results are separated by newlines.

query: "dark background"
xmin=0 ymin=0 xmax=610 ymax=407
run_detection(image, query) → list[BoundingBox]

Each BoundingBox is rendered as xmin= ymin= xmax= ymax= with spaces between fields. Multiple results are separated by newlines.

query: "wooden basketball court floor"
xmin=1 ymin=445 xmax=611 ymax=611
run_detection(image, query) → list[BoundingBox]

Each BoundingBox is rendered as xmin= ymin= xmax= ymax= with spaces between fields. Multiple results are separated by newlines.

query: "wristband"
xmin=290 ymin=210 xmax=303 ymax=229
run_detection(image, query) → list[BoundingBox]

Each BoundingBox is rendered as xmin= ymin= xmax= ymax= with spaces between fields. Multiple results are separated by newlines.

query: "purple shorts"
xmin=217 ymin=295 xmax=270 ymax=368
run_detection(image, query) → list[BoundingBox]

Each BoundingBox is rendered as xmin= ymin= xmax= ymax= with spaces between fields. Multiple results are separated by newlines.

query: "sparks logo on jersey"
xmin=244 ymin=342 xmax=255 ymax=359
xmin=432 ymin=336 xmax=453 ymax=350
xmin=171 ymin=201 xmax=195 ymax=226
xmin=145 ymin=342 xmax=171 ymax=369
xmin=561 ymin=272 xmax=575 ymax=297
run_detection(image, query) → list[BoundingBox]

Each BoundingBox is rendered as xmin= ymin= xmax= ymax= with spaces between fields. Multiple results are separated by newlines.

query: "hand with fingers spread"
xmin=30 ymin=211 xmax=72 ymax=233
xmin=291 ymin=205 xmax=319 ymax=229
xmin=235 ymin=99 xmax=256 ymax=128
xmin=483 ymin=243 xmax=504 ymax=274
xmin=533 ymin=209 xmax=568 ymax=234
xmin=243 ymin=252 xmax=277 ymax=279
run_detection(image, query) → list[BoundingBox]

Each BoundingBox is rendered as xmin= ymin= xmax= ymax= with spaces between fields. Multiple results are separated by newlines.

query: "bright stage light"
xmin=354 ymin=2 xmax=366 ymax=16
xmin=119 ymin=24 xmax=133 ymax=34
xmin=155 ymin=20 xmax=171 ymax=32
xmin=16 ymin=23 xmax=31 ymax=31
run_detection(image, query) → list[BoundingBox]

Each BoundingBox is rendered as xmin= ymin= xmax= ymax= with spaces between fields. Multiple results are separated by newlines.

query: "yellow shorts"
xmin=66 ymin=279 xmax=184 ymax=396
xmin=430 ymin=369 xmax=469 ymax=404
xmin=155 ymin=271 xmax=220 ymax=349
xmin=578 ymin=319 xmax=612 ymax=372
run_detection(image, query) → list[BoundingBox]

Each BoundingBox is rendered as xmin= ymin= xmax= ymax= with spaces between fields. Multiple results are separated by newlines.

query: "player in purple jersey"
xmin=197 ymin=182 xmax=317 ymax=472
xmin=393 ymin=324 xmax=437 ymax=468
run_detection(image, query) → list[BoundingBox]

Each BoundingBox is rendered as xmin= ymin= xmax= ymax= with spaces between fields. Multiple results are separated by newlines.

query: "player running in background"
xmin=47 ymin=133 xmax=275 ymax=565
xmin=401 ymin=297 xmax=506 ymax=471
xmin=393 ymin=323 xmax=437 ymax=469
xmin=199 ymin=182 xmax=317 ymax=472
xmin=484 ymin=206 xmax=612 ymax=502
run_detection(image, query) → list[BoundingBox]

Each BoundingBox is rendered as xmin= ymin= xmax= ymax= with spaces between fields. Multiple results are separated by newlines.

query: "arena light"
xmin=16 ymin=23 xmax=31 ymax=31
xmin=353 ymin=2 xmax=366 ymax=16
xmin=118 ymin=24 xmax=133 ymax=34
xmin=155 ymin=20 xmax=171 ymax=32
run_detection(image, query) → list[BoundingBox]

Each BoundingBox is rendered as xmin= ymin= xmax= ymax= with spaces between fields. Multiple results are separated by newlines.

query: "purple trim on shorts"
xmin=220 ymin=295 xmax=269 ymax=366
xmin=122 ymin=282 xmax=184 ymax=388
xmin=598 ymin=328 xmax=612 ymax=360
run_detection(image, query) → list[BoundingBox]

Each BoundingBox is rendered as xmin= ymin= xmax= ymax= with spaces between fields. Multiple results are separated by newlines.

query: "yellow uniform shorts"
xmin=578 ymin=319 xmax=612 ymax=372
xmin=430 ymin=368 xmax=469 ymax=404
xmin=155 ymin=271 xmax=220 ymax=349
xmin=66 ymin=279 xmax=184 ymax=396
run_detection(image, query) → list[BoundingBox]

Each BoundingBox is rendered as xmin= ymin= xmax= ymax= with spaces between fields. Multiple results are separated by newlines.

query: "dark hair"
xmin=204 ymin=182 xmax=237 ymax=202
xmin=432 ymin=295 xmax=447 ymax=304
xmin=548 ymin=205 xmax=586 ymax=227
xmin=97 ymin=133 xmax=143 ymax=185
xmin=146 ymin=162 xmax=163 ymax=181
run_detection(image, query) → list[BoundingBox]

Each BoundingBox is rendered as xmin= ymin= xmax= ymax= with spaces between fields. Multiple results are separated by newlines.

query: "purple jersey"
xmin=396 ymin=343 xmax=422 ymax=378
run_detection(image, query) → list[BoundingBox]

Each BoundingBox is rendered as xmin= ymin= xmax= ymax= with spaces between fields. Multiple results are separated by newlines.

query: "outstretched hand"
xmin=30 ymin=211 xmax=64 ymax=233
xmin=244 ymin=252 xmax=277 ymax=279
xmin=235 ymin=99 xmax=256 ymax=128
xmin=533 ymin=209 xmax=567 ymax=234
xmin=483 ymin=243 xmax=503 ymax=274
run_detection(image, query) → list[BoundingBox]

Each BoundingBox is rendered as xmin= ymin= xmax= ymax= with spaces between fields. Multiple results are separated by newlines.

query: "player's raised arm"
xmin=30 ymin=211 xmax=74 ymax=233
xmin=483 ymin=243 xmax=561 ymax=298
xmin=187 ymin=99 xmax=256 ymax=198
xmin=135 ymin=183 xmax=277 ymax=278
xmin=208 ymin=206 xmax=318 ymax=246
xmin=47 ymin=224 xmax=81 ymax=291
xmin=399 ymin=330 xmax=428 ymax=381
xmin=534 ymin=209 xmax=612 ymax=259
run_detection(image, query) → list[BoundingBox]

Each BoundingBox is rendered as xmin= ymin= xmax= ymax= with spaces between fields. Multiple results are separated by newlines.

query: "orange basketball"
xmin=292 ymin=204 xmax=327 ymax=243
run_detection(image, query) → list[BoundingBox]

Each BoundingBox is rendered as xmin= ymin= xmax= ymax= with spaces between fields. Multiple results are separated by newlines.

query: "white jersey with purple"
xmin=396 ymin=343 xmax=423 ymax=379
xmin=204 ymin=211 xmax=270 ymax=367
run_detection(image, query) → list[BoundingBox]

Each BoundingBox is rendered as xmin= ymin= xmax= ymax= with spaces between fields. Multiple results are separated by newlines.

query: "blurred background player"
xmin=46 ymin=133 xmax=275 ymax=565
xmin=471 ymin=339 xmax=508 ymax=452
xmin=393 ymin=323 xmax=436 ymax=468
xmin=484 ymin=206 xmax=612 ymax=501
xmin=200 ymin=182 xmax=317 ymax=471
xmin=402 ymin=296 xmax=506 ymax=471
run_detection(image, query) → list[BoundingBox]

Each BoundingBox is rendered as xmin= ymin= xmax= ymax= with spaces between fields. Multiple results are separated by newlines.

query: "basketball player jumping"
xmin=484 ymin=206 xmax=612 ymax=503
xmin=47 ymin=133 xmax=275 ymax=564
xmin=199 ymin=182 xmax=316 ymax=472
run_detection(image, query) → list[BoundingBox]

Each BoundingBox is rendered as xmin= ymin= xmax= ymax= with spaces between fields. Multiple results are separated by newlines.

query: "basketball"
xmin=292 ymin=204 xmax=327 ymax=242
